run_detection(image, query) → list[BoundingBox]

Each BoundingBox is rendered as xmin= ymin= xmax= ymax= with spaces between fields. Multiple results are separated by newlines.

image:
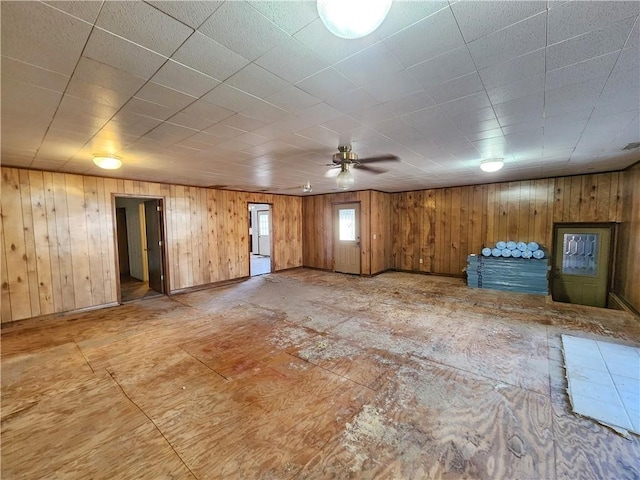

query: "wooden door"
xmin=334 ymin=203 xmax=361 ymax=275
xmin=552 ymin=226 xmax=611 ymax=307
xmin=144 ymin=199 xmax=165 ymax=293
xmin=257 ymin=210 xmax=271 ymax=256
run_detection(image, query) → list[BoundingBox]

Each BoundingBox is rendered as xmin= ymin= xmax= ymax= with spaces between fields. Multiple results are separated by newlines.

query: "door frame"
xmin=551 ymin=222 xmax=617 ymax=306
xmin=332 ymin=201 xmax=362 ymax=275
xmin=247 ymin=202 xmax=274 ymax=276
xmin=112 ymin=194 xmax=169 ymax=303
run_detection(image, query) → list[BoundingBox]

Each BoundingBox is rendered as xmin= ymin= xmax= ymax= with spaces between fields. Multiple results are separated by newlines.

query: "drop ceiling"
xmin=1 ymin=1 xmax=638 ymax=195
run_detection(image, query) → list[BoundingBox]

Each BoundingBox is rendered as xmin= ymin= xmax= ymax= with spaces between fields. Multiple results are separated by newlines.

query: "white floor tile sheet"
xmin=562 ymin=334 xmax=640 ymax=436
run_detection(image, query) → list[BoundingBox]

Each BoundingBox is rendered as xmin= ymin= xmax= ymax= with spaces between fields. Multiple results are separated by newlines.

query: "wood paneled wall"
xmin=614 ymin=163 xmax=640 ymax=312
xmin=390 ymin=172 xmax=623 ymax=276
xmin=371 ymin=191 xmax=392 ymax=274
xmin=0 ymin=167 xmax=302 ymax=323
xmin=302 ymin=191 xmax=373 ymax=275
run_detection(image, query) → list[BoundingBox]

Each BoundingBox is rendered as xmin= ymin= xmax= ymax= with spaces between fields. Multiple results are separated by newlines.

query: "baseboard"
xmin=1 ymin=301 xmax=120 ymax=331
xmin=609 ymin=292 xmax=640 ymax=318
xmin=169 ymin=277 xmax=249 ymax=295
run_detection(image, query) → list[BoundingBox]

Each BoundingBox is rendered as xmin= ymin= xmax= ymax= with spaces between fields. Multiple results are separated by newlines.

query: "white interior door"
xmin=257 ymin=210 xmax=271 ymax=256
xmin=334 ymin=203 xmax=360 ymax=275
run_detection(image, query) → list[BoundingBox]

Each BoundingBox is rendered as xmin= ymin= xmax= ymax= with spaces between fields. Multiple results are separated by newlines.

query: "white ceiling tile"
xmin=468 ymin=12 xmax=547 ymax=69
xmin=295 ymin=68 xmax=356 ymax=100
xmin=225 ymin=63 xmax=289 ymax=99
xmin=294 ymin=18 xmax=378 ymax=64
xmin=265 ymin=86 xmax=321 ymax=112
xmin=119 ymin=97 xmax=176 ymax=121
xmin=408 ymin=46 xmax=476 ymax=90
xmin=166 ymin=112 xmax=215 ymax=132
xmin=181 ymin=99 xmax=235 ymax=124
xmin=375 ymin=1 xmax=449 ymax=39
xmin=257 ymin=50 xmax=328 ymax=90
xmin=503 ymin=119 xmax=545 ymax=135
xmin=236 ymin=132 xmax=270 ymax=147
xmin=202 ymin=84 xmax=259 ymax=112
xmin=73 ymin=57 xmax=147 ymax=95
xmin=452 ymin=1 xmax=546 ymax=43
xmin=219 ymin=114 xmax=268 ymax=132
xmin=151 ymin=60 xmax=219 ymax=97
xmin=171 ymin=32 xmax=250 ymax=81
xmin=1 ymin=2 xmax=91 ymax=75
xmin=65 ymin=77 xmax=132 ymax=110
xmin=334 ymin=42 xmax=404 ymax=87
xmin=199 ymin=2 xmax=289 ymax=61
xmin=135 ymin=82 xmax=196 ymax=110
xmin=297 ymin=103 xmax=343 ymax=124
xmin=494 ymin=93 xmax=545 ymax=126
xmin=546 ymin=17 xmax=636 ymax=70
xmin=84 ymin=29 xmax=167 ymax=79
xmin=296 ymin=125 xmax=340 ymax=146
xmin=321 ymin=115 xmax=363 ymax=135
xmin=203 ymin=123 xmax=246 ymax=139
xmin=548 ymin=1 xmax=639 ymax=45
xmin=425 ymin=72 xmax=485 ymax=104
xmin=383 ymin=92 xmax=436 ymax=116
xmin=44 ymin=1 xmax=103 ymax=23
xmin=247 ymin=1 xmax=318 ymax=35
xmin=362 ymin=70 xmax=422 ymax=103
xmin=383 ymin=7 xmax=465 ymax=67
xmin=240 ymin=99 xmax=289 ymax=123
xmin=598 ymin=66 xmax=640 ymax=105
xmin=546 ymin=52 xmax=618 ymax=90
xmin=478 ymin=49 xmax=545 ymax=90
xmin=438 ymin=92 xmax=492 ymax=117
xmin=1 ymin=57 xmax=70 ymax=93
xmin=545 ymin=76 xmax=609 ymax=117
xmin=486 ymin=74 xmax=546 ymax=105
xmin=147 ymin=1 xmax=223 ymax=29
xmin=96 ymin=2 xmax=193 ymax=57
xmin=465 ymin=127 xmax=504 ymax=141
xmin=326 ymin=88 xmax=380 ymax=114
xmin=350 ymin=104 xmax=397 ymax=125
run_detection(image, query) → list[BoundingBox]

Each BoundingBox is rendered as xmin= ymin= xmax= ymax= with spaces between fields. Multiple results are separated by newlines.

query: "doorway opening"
xmin=333 ymin=202 xmax=361 ymax=275
xmin=115 ymin=196 xmax=167 ymax=302
xmin=248 ymin=203 xmax=272 ymax=276
xmin=551 ymin=223 xmax=614 ymax=308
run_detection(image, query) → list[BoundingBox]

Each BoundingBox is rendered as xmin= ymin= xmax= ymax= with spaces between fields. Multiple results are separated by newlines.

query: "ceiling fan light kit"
xmin=480 ymin=158 xmax=504 ymax=173
xmin=336 ymin=166 xmax=355 ymax=190
xmin=302 ymin=181 xmax=313 ymax=193
xmin=93 ymin=155 xmax=122 ymax=170
xmin=317 ymin=0 xmax=393 ymax=39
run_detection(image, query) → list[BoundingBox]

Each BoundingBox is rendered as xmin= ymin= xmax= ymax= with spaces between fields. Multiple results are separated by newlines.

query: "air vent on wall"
xmin=622 ymin=142 xmax=640 ymax=150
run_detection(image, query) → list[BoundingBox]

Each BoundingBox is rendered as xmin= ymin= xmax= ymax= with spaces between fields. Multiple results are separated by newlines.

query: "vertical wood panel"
xmin=1 ymin=169 xmax=31 ymax=320
xmin=28 ymin=171 xmax=55 ymax=315
xmin=42 ymin=172 xmax=64 ymax=313
xmin=84 ymin=176 xmax=105 ymax=305
xmin=19 ymin=170 xmax=41 ymax=317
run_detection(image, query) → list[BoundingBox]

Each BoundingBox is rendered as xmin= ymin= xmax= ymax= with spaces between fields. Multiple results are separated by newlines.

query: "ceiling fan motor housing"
xmin=333 ymin=145 xmax=358 ymax=164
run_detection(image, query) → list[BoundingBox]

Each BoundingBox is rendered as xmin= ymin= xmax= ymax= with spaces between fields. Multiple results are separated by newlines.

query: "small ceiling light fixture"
xmin=93 ymin=155 xmax=122 ymax=170
xmin=336 ymin=164 xmax=355 ymax=190
xmin=480 ymin=158 xmax=504 ymax=173
xmin=317 ymin=0 xmax=393 ymax=39
xmin=302 ymin=181 xmax=313 ymax=193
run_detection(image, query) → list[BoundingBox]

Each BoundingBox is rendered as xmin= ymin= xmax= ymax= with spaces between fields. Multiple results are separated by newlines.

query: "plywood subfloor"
xmin=2 ymin=269 xmax=640 ymax=479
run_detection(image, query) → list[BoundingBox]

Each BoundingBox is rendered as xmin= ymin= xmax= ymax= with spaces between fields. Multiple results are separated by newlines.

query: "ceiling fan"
xmin=326 ymin=145 xmax=399 ymax=190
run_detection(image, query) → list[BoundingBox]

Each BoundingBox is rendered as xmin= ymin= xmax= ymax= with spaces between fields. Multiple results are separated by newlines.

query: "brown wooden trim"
xmin=0 ymin=301 xmax=120 ymax=330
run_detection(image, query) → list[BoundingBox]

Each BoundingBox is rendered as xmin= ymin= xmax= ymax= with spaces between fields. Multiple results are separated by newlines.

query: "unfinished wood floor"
xmin=2 ymin=269 xmax=640 ymax=479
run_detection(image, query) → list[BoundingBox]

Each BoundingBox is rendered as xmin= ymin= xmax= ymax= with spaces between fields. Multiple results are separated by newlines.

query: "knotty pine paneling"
xmin=302 ymin=191 xmax=372 ymax=275
xmin=614 ymin=163 xmax=640 ymax=312
xmin=370 ymin=191 xmax=392 ymax=274
xmin=390 ymin=172 xmax=622 ymax=276
xmin=0 ymin=167 xmax=302 ymax=323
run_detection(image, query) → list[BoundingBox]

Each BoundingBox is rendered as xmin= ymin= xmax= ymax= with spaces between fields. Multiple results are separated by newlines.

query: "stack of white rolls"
xmin=481 ymin=240 xmax=545 ymax=259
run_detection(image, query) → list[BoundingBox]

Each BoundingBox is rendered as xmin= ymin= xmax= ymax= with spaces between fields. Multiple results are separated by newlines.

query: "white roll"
xmin=482 ymin=247 xmax=492 ymax=257
xmin=506 ymin=241 xmax=517 ymax=250
xmin=511 ymin=249 xmax=522 ymax=258
xmin=522 ymin=249 xmax=533 ymax=259
xmin=492 ymin=248 xmax=501 ymax=257
xmin=533 ymin=249 xmax=545 ymax=259
xmin=527 ymin=241 xmax=539 ymax=251
xmin=501 ymin=249 xmax=512 ymax=257
xmin=496 ymin=241 xmax=507 ymax=250
xmin=517 ymin=241 xmax=527 ymax=251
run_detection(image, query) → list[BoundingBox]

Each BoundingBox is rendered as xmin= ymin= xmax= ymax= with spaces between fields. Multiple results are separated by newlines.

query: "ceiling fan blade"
xmin=354 ymin=164 xmax=388 ymax=174
xmin=325 ymin=168 xmax=341 ymax=178
xmin=358 ymin=154 xmax=399 ymax=164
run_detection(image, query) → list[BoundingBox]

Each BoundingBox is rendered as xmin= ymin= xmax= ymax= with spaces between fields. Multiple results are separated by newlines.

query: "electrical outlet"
xmin=419 ymin=258 xmax=423 ymax=264
xmin=373 ymin=234 xmax=377 ymax=239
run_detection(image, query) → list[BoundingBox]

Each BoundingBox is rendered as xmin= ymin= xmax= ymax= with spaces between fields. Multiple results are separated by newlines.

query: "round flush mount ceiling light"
xmin=480 ymin=158 xmax=504 ymax=173
xmin=317 ymin=0 xmax=393 ymax=39
xmin=93 ymin=155 xmax=122 ymax=170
